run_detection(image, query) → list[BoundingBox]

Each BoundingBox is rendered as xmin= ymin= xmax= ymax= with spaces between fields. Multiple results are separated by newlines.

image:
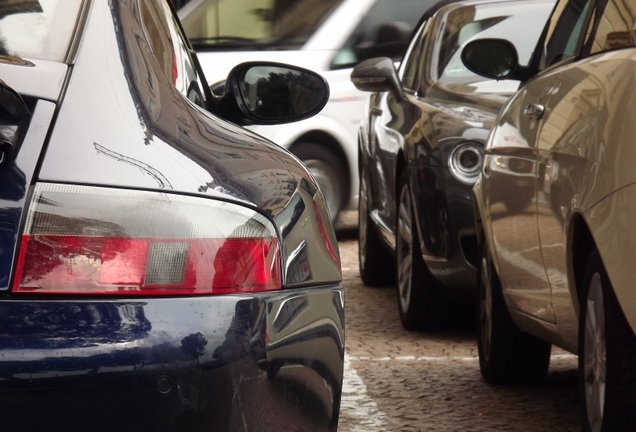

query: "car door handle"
xmin=483 ymin=154 xmax=491 ymax=178
xmin=524 ymin=103 xmax=545 ymax=120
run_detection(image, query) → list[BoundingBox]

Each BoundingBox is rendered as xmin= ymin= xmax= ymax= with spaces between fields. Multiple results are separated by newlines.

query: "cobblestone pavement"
xmin=334 ymin=211 xmax=580 ymax=432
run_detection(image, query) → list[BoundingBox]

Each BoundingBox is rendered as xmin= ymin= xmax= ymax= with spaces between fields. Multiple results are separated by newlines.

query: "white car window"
xmin=330 ymin=0 xmax=436 ymax=69
xmin=174 ymin=0 xmax=342 ymax=50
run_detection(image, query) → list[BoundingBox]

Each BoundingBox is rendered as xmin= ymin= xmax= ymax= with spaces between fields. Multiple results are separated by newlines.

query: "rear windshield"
xmin=0 ymin=0 xmax=83 ymax=63
xmin=174 ymin=0 xmax=343 ymax=50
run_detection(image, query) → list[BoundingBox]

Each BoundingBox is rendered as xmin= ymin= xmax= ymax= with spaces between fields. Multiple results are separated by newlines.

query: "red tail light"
xmin=13 ymin=184 xmax=281 ymax=295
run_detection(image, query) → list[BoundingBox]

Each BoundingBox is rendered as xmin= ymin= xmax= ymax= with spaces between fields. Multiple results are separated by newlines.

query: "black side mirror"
xmin=461 ymin=38 xmax=521 ymax=80
xmin=350 ymin=57 xmax=404 ymax=100
xmin=209 ymin=80 xmax=225 ymax=97
xmin=217 ymin=62 xmax=329 ymax=126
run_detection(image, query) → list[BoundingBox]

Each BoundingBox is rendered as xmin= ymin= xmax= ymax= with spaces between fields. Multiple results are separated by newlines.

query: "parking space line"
xmin=347 ymin=354 xmax=576 ymax=362
xmin=341 ymin=353 xmax=388 ymax=431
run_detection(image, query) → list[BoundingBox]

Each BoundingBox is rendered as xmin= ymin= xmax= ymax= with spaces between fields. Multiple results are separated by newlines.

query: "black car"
xmin=351 ymin=0 xmax=553 ymax=329
xmin=0 ymin=1 xmax=343 ymax=431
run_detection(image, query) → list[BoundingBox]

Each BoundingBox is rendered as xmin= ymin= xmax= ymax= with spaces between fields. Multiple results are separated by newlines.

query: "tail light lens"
xmin=13 ymin=184 xmax=281 ymax=295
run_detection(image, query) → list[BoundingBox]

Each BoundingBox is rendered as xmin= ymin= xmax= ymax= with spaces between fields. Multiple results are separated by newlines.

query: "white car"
xmin=176 ymin=0 xmax=438 ymax=220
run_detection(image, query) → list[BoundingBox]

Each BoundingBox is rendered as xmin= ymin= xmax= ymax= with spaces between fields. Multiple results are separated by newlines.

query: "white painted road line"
xmin=347 ymin=354 xmax=577 ymax=362
xmin=341 ymin=352 xmax=577 ymax=430
xmin=341 ymin=353 xmax=388 ymax=431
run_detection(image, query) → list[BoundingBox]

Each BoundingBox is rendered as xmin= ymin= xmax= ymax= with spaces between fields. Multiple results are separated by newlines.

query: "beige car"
xmin=462 ymin=0 xmax=636 ymax=430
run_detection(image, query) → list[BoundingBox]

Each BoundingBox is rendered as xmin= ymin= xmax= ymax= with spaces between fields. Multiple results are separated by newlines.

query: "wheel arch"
xmin=290 ymin=130 xmax=351 ymax=199
xmin=568 ymin=212 xmax=597 ymax=316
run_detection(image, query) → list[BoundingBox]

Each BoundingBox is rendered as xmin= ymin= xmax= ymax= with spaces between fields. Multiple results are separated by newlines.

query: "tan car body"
xmin=469 ymin=0 xmax=636 ymax=428
xmin=476 ymin=46 xmax=636 ymax=354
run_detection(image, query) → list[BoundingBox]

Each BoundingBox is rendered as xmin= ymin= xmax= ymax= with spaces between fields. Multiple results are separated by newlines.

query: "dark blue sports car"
xmin=0 ymin=1 xmax=344 ymax=430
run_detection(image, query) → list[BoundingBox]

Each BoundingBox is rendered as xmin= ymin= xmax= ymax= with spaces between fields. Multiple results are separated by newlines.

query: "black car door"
xmin=367 ymin=20 xmax=429 ymax=246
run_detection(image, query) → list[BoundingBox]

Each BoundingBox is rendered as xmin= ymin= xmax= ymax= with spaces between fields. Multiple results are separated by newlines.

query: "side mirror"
xmin=350 ymin=57 xmax=404 ymax=100
xmin=217 ymin=62 xmax=329 ymax=126
xmin=209 ymin=80 xmax=225 ymax=97
xmin=461 ymin=39 xmax=521 ymax=80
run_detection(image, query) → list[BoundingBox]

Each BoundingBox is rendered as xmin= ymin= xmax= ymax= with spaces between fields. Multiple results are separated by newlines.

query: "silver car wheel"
xmin=397 ymin=183 xmax=413 ymax=313
xmin=480 ymin=247 xmax=493 ymax=363
xmin=304 ymin=158 xmax=340 ymax=220
xmin=583 ymin=272 xmax=606 ymax=432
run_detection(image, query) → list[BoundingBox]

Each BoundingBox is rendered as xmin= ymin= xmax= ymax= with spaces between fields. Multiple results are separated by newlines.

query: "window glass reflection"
xmin=140 ymin=0 xmax=208 ymax=109
xmin=588 ymin=0 xmax=636 ymax=54
xmin=241 ymin=67 xmax=325 ymax=119
xmin=437 ymin=2 xmax=552 ymax=82
xmin=540 ymin=0 xmax=593 ymax=69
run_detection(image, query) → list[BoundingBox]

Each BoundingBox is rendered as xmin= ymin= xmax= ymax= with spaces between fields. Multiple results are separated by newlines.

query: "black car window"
xmin=142 ymin=0 xmax=209 ymax=109
xmin=330 ymin=0 xmax=436 ymax=69
xmin=538 ymin=0 xmax=594 ymax=70
xmin=399 ymin=19 xmax=428 ymax=91
xmin=584 ymin=0 xmax=636 ymax=55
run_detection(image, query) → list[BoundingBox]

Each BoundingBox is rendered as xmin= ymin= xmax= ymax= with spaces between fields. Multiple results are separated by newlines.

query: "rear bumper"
xmin=0 ymin=285 xmax=344 ymax=431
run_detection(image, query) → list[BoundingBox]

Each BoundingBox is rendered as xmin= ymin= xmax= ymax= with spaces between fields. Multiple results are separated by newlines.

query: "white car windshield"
xmin=175 ymin=0 xmax=342 ymax=50
xmin=0 ymin=0 xmax=83 ymax=63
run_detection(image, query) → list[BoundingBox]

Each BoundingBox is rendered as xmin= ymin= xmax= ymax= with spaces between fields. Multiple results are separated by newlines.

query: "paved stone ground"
xmin=334 ymin=211 xmax=580 ymax=432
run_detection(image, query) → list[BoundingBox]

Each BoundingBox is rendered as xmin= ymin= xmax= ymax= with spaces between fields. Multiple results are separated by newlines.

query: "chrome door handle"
xmin=524 ymin=103 xmax=545 ymax=119
xmin=483 ymin=155 xmax=491 ymax=178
